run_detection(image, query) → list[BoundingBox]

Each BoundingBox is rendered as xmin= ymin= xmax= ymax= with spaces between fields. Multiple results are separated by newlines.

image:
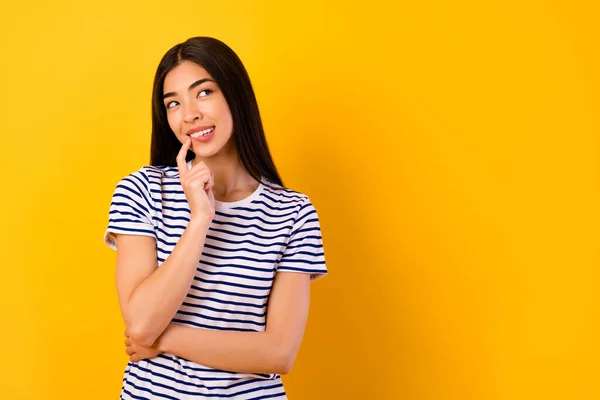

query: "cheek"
xmin=217 ymin=103 xmax=234 ymax=129
xmin=166 ymin=112 xmax=180 ymax=133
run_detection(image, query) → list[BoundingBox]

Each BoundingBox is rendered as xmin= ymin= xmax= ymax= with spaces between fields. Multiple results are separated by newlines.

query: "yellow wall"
xmin=1 ymin=1 xmax=598 ymax=399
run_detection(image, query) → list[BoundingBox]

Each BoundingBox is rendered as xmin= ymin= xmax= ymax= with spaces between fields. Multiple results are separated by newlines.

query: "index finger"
xmin=176 ymin=138 xmax=191 ymax=176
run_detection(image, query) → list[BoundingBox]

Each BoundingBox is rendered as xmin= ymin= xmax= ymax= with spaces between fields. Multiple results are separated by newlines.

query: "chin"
xmin=191 ymin=144 xmax=222 ymax=158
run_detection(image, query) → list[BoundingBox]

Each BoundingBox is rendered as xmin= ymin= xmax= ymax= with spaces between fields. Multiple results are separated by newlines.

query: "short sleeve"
xmin=277 ymin=197 xmax=328 ymax=281
xmin=103 ymin=172 xmax=156 ymax=251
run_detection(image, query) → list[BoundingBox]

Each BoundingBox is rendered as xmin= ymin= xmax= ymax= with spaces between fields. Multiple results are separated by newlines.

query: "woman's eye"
xmin=198 ymin=89 xmax=212 ymax=98
xmin=166 ymin=101 xmax=178 ymax=109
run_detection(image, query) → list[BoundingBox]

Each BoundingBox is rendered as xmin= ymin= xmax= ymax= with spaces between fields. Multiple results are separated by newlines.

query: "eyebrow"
xmin=163 ymin=78 xmax=215 ymax=100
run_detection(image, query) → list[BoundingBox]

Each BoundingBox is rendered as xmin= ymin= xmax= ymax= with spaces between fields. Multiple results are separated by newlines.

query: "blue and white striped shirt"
xmin=104 ymin=161 xmax=327 ymax=399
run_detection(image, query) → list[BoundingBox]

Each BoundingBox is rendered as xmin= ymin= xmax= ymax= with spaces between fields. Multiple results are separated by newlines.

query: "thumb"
xmin=207 ymin=186 xmax=215 ymax=204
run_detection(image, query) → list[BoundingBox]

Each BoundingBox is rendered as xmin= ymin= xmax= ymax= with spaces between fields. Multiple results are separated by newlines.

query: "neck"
xmin=191 ymin=145 xmax=258 ymax=199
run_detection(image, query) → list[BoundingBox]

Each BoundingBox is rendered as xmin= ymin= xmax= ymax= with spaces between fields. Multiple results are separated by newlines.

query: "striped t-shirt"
xmin=104 ymin=161 xmax=327 ymax=400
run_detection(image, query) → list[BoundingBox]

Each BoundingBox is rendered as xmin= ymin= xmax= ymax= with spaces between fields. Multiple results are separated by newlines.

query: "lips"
xmin=186 ymin=125 xmax=215 ymax=136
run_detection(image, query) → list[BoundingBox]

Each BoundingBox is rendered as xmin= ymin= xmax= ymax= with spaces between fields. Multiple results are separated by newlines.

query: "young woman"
xmin=103 ymin=37 xmax=327 ymax=399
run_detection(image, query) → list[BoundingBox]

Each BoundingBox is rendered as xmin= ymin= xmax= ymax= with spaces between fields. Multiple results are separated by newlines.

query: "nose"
xmin=182 ymin=102 xmax=202 ymax=123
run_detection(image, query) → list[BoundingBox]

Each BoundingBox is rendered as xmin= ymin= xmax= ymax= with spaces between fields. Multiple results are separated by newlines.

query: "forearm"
xmin=158 ymin=324 xmax=293 ymax=375
xmin=126 ymin=218 xmax=210 ymax=346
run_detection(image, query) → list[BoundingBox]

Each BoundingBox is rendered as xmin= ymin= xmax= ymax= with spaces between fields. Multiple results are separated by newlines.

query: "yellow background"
xmin=1 ymin=0 xmax=598 ymax=399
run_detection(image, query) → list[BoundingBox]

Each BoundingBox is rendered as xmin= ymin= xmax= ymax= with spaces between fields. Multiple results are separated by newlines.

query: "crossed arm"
xmin=115 ymin=229 xmax=311 ymax=375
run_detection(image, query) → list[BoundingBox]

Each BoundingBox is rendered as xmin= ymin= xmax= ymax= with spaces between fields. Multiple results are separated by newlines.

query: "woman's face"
xmin=163 ymin=60 xmax=234 ymax=158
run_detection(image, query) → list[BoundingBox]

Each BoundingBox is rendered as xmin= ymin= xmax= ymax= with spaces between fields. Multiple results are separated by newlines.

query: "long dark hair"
xmin=150 ymin=36 xmax=284 ymax=188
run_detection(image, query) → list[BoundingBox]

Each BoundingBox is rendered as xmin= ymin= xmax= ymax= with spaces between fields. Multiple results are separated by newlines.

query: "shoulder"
xmin=260 ymin=182 xmax=312 ymax=208
xmin=259 ymin=182 xmax=321 ymax=223
xmin=114 ymin=165 xmax=177 ymax=188
xmin=110 ymin=165 xmax=180 ymax=207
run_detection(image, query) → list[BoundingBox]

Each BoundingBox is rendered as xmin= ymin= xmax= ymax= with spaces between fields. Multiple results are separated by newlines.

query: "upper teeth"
xmin=191 ymin=127 xmax=214 ymax=138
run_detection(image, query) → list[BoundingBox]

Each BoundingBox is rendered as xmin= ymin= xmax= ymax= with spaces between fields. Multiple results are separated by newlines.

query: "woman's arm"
xmin=156 ymin=271 xmax=311 ymax=375
xmin=116 ymin=141 xmax=216 ymax=348
xmin=116 ymin=217 xmax=211 ymax=347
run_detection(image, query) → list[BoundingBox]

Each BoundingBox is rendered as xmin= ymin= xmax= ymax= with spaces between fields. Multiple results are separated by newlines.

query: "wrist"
xmin=157 ymin=323 xmax=176 ymax=353
xmin=188 ymin=216 xmax=212 ymax=231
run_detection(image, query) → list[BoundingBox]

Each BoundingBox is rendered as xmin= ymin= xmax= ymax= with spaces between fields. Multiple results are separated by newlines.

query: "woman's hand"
xmin=176 ymin=138 xmax=215 ymax=222
xmin=124 ymin=329 xmax=160 ymax=362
